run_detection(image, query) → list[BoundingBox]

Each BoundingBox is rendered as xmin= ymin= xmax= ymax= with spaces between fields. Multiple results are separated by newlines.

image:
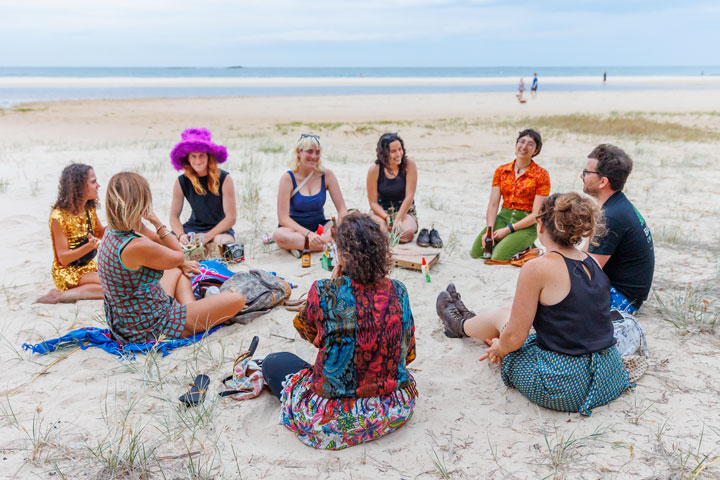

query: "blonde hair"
xmin=289 ymin=135 xmax=323 ymax=173
xmin=105 ymin=172 xmax=152 ymax=232
xmin=182 ymin=154 xmax=220 ymax=195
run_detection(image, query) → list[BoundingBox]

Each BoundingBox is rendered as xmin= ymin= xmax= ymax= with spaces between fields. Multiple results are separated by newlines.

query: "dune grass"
xmin=501 ymin=114 xmax=720 ymax=143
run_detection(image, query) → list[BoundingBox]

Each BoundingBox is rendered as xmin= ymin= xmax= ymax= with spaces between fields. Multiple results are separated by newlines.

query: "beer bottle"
xmin=483 ymin=226 xmax=493 ymax=259
xmin=301 ymin=235 xmax=311 ymax=268
xmin=331 ymin=216 xmax=337 ymax=241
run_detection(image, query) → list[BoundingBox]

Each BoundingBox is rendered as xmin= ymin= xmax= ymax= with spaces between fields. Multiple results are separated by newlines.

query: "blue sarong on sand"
xmin=22 ymin=325 xmax=224 ymax=360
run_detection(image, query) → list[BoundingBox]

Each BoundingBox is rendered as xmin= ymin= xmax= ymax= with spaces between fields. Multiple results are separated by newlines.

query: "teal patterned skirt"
xmin=501 ymin=334 xmax=632 ymax=416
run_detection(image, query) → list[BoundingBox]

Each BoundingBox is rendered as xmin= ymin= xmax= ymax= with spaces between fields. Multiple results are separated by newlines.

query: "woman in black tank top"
xmin=168 ymin=128 xmax=237 ymax=255
xmin=366 ymin=133 xmax=418 ymax=243
xmin=436 ymin=193 xmax=632 ymax=415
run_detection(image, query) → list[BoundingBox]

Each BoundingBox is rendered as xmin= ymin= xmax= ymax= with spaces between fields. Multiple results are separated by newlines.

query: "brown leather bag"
xmin=484 ymin=247 xmax=543 ymax=267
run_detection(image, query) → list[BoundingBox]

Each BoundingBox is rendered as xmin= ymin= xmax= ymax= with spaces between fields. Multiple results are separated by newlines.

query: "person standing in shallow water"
xmin=531 ymin=73 xmax=538 ymax=98
xmin=37 ymin=163 xmax=105 ymax=304
xmin=470 ymin=129 xmax=550 ymax=261
xmin=169 ymin=128 xmax=237 ymax=256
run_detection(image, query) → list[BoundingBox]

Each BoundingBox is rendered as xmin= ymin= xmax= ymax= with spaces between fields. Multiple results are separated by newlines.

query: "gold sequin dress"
xmin=49 ymin=207 xmax=101 ymax=290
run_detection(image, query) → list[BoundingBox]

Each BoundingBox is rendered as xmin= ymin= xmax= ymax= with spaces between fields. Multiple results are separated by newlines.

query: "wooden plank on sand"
xmin=392 ymin=245 xmax=441 ymax=271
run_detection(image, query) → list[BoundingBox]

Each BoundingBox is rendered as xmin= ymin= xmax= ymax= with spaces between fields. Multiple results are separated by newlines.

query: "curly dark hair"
xmin=336 ymin=212 xmax=392 ymax=285
xmin=375 ymin=133 xmax=408 ymax=175
xmin=52 ymin=163 xmax=97 ymax=213
xmin=537 ymin=192 xmax=605 ymax=248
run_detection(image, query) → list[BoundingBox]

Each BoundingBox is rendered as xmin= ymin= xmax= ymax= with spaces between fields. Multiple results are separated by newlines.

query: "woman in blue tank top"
xmin=366 ymin=133 xmax=418 ymax=243
xmin=436 ymin=193 xmax=632 ymax=415
xmin=273 ymin=134 xmax=348 ymax=252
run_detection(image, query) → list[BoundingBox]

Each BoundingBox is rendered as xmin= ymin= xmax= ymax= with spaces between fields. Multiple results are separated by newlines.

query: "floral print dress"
xmin=281 ymin=276 xmax=417 ymax=450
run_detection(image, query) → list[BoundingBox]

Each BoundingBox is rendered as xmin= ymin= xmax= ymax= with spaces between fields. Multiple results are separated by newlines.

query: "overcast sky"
xmin=2 ymin=0 xmax=719 ymax=67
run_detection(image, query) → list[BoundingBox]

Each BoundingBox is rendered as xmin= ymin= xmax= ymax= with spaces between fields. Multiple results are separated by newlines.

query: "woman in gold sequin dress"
xmin=36 ymin=164 xmax=105 ymax=303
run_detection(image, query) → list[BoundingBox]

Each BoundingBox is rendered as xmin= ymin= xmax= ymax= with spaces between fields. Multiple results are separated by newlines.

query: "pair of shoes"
xmin=178 ymin=374 xmax=210 ymax=407
xmin=418 ymin=228 xmax=444 ymax=248
xmin=221 ymin=242 xmax=244 ymax=263
xmin=436 ymin=291 xmax=468 ymax=338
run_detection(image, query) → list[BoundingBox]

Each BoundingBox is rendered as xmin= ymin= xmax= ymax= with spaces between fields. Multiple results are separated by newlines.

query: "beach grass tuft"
xmin=653 ymin=282 xmax=719 ymax=335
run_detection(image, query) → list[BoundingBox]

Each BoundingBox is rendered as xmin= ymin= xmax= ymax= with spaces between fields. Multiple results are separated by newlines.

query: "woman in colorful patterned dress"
xmin=97 ymin=172 xmax=245 ymax=343
xmin=438 ymin=193 xmax=632 ymax=415
xmin=262 ymin=212 xmax=417 ymax=449
xmin=37 ymin=164 xmax=105 ymax=304
xmin=272 ymin=134 xmax=348 ymax=253
xmin=470 ymin=129 xmax=550 ymax=261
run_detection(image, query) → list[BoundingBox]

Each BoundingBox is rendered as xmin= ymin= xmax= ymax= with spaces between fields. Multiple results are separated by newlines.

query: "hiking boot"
xmin=429 ymin=228 xmax=443 ymax=248
xmin=436 ymin=291 xmax=467 ymax=338
xmin=446 ymin=283 xmax=475 ymax=319
xmin=417 ymin=228 xmax=430 ymax=247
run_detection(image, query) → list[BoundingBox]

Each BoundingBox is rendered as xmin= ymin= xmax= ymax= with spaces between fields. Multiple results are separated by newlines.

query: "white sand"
xmin=1 ymin=89 xmax=719 ymax=478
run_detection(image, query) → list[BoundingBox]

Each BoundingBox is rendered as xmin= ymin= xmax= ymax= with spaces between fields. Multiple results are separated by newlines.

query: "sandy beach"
xmin=1 ymin=88 xmax=719 ymax=479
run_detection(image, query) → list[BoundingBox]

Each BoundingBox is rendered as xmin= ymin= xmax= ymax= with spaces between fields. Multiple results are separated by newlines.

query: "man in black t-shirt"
xmin=581 ymin=144 xmax=654 ymax=313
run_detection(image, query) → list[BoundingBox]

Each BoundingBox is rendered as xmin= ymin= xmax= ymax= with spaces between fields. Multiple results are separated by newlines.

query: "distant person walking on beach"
xmin=603 ymin=72 xmax=607 ymax=84
xmin=517 ymin=78 xmax=526 ymax=103
xmin=531 ymin=73 xmax=538 ymax=98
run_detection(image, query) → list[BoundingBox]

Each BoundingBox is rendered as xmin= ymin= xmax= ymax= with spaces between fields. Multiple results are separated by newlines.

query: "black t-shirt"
xmin=589 ymin=191 xmax=654 ymax=308
xmin=179 ymin=169 xmax=228 ymax=233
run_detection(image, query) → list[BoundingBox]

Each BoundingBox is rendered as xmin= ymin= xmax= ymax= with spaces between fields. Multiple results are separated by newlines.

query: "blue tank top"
xmin=288 ymin=171 xmax=328 ymax=231
xmin=533 ymin=252 xmax=616 ymax=356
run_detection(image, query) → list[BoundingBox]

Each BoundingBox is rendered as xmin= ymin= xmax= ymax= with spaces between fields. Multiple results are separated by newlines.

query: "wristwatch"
xmin=507 ymin=223 xmax=515 ymax=233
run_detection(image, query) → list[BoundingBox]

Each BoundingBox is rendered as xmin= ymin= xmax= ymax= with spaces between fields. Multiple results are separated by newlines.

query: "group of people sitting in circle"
xmin=36 ymin=126 xmax=654 ymax=450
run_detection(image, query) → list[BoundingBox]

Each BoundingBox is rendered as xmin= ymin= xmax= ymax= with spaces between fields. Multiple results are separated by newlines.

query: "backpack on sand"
xmin=220 ymin=269 xmax=292 ymax=324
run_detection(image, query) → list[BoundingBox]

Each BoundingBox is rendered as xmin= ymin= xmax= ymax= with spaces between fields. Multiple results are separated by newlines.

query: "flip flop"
xmin=179 ymin=374 xmax=211 ymax=407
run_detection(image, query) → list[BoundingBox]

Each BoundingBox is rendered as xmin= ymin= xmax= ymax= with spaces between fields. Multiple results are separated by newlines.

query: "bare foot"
xmin=35 ymin=288 xmax=66 ymax=304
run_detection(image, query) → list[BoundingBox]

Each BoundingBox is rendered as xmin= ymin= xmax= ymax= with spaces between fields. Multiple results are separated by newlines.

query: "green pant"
xmin=470 ymin=208 xmax=537 ymax=261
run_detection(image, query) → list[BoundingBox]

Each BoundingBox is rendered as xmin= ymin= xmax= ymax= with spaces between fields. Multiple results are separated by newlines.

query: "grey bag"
xmin=220 ymin=269 xmax=291 ymax=324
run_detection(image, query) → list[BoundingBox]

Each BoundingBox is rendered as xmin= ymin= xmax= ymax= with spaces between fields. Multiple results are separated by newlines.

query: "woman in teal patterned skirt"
xmin=97 ymin=172 xmax=245 ymax=344
xmin=437 ymin=192 xmax=632 ymax=415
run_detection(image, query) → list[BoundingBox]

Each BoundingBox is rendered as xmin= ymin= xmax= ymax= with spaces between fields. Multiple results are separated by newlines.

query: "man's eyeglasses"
xmin=582 ymin=169 xmax=599 ymax=177
xmin=300 ymin=133 xmax=320 ymax=141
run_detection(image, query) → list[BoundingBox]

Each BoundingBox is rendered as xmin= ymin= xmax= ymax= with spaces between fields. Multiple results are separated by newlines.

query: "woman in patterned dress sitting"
xmin=97 ymin=172 xmax=245 ymax=343
xmin=438 ymin=193 xmax=632 ymax=415
xmin=37 ymin=163 xmax=105 ymax=304
xmin=262 ymin=212 xmax=417 ymax=449
xmin=470 ymin=129 xmax=550 ymax=261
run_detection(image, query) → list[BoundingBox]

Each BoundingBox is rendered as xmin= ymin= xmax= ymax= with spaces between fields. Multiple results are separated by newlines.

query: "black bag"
xmin=70 ymin=210 xmax=97 ymax=267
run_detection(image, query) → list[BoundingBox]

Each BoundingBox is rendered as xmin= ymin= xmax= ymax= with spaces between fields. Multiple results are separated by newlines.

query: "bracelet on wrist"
xmin=507 ymin=223 xmax=515 ymax=233
xmin=156 ymin=224 xmax=167 ymax=233
xmin=159 ymin=229 xmax=172 ymax=240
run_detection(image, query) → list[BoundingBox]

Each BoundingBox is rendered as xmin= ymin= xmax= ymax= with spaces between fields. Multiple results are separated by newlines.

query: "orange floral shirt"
xmin=492 ymin=160 xmax=551 ymax=212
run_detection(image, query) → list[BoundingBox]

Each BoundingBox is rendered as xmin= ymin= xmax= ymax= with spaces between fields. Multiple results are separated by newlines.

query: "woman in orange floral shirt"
xmin=470 ymin=129 xmax=550 ymax=261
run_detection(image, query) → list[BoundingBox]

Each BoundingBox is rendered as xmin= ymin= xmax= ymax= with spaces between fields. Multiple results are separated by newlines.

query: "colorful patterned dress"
xmin=49 ymin=207 xmax=101 ymax=290
xmin=282 ymin=276 xmax=417 ymax=450
xmin=97 ymin=229 xmax=186 ymax=344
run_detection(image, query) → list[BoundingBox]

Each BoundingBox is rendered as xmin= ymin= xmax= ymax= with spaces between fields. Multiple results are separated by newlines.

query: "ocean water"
xmin=1 ymin=66 xmax=717 ymax=107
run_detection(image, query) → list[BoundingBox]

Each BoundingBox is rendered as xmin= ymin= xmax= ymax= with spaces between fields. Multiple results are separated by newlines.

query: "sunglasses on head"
xmin=381 ymin=132 xmax=399 ymax=141
xmin=300 ymin=133 xmax=320 ymax=141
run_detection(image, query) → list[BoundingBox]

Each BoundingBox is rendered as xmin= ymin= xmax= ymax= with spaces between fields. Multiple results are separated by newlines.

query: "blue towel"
xmin=22 ymin=325 xmax=225 ymax=360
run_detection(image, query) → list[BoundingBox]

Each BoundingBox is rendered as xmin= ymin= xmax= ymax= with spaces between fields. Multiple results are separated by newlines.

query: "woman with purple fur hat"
xmin=169 ymin=128 xmax=237 ymax=255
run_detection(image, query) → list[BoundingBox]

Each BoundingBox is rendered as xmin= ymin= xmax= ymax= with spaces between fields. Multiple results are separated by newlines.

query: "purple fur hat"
xmin=170 ymin=128 xmax=228 ymax=171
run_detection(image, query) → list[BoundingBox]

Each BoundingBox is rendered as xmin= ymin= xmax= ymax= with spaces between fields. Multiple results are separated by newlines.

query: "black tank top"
xmin=179 ymin=169 xmax=228 ymax=232
xmin=377 ymin=166 xmax=407 ymax=212
xmin=534 ymin=252 xmax=615 ymax=356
